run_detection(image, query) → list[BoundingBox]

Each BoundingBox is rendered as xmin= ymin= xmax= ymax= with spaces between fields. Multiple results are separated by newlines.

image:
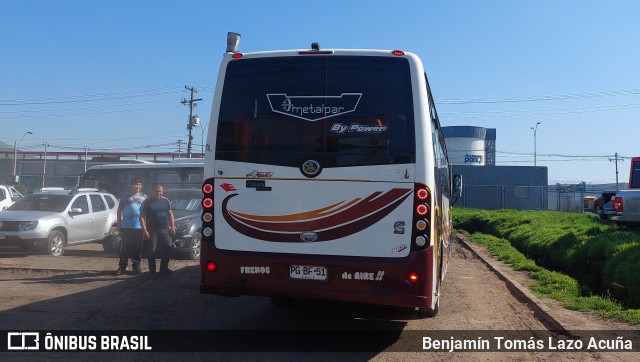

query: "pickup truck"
xmin=0 ymin=185 xmax=24 ymax=211
xmin=610 ymin=157 xmax=640 ymax=225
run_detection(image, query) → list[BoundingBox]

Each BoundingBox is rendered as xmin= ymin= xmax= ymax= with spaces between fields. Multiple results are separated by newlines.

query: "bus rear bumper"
xmin=199 ymin=247 xmax=436 ymax=309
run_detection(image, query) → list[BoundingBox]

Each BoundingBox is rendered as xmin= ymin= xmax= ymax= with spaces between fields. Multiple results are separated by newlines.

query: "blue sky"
xmin=1 ymin=0 xmax=638 ymax=184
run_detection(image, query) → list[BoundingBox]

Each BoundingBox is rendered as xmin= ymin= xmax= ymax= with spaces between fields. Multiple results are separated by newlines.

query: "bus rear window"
xmin=216 ymin=56 xmax=415 ymax=167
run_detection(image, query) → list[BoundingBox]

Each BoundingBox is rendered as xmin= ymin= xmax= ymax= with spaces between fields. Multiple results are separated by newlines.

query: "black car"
xmin=164 ymin=189 xmax=202 ymax=260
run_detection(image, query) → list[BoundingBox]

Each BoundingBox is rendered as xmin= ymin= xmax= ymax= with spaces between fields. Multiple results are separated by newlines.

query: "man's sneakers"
xmin=115 ymin=267 xmax=125 ymax=275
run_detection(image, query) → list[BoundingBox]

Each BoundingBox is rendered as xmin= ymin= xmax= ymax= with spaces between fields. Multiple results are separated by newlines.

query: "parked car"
xmin=0 ymin=185 xmax=24 ymax=211
xmin=164 ymin=188 xmax=202 ymax=260
xmin=0 ymin=188 xmax=119 ymax=256
xmin=594 ymin=191 xmax=617 ymax=220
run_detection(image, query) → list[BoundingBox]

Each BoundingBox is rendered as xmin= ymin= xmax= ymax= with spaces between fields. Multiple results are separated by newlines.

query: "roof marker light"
xmin=392 ymin=50 xmax=405 ymax=56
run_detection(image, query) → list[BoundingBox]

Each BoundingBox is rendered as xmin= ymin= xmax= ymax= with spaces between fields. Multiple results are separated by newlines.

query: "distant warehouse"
xmin=442 ymin=126 xmax=548 ymax=210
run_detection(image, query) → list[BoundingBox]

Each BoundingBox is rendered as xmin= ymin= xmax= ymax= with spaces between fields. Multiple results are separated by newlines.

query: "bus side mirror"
xmin=453 ymin=174 xmax=462 ymax=198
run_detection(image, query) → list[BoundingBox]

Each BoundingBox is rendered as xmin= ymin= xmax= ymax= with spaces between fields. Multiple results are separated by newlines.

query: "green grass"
xmin=454 ymin=208 xmax=640 ymax=325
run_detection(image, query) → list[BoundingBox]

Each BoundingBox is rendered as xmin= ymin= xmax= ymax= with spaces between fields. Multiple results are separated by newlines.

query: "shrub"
xmin=454 ymin=208 xmax=640 ymax=308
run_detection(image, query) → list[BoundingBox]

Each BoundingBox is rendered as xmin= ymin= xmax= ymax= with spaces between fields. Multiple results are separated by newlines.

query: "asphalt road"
xmin=0 ymin=238 xmax=637 ymax=361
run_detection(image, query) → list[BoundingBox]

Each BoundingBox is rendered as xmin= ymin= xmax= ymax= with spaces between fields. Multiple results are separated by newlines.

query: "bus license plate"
xmin=289 ymin=265 xmax=327 ymax=281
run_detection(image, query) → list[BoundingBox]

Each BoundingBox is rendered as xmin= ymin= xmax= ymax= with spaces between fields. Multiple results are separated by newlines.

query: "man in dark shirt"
xmin=140 ymin=184 xmax=176 ymax=274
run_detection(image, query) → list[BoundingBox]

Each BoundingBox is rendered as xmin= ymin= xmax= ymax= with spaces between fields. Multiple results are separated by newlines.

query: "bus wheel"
xmin=418 ymin=300 xmax=439 ymax=318
xmin=270 ymin=297 xmax=294 ymax=309
xmin=419 ymin=241 xmax=444 ymax=318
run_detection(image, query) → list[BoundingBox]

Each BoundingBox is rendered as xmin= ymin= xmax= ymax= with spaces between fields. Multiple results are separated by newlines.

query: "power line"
xmin=437 ymin=87 xmax=640 ymax=105
xmin=0 ymin=86 xmax=212 ymax=106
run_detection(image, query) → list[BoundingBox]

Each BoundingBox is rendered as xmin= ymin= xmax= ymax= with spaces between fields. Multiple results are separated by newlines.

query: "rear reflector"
xmin=206 ymin=261 xmax=217 ymax=272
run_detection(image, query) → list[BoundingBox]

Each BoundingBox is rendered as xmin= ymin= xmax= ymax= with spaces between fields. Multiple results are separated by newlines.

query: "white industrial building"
xmin=442 ymin=126 xmax=548 ymax=210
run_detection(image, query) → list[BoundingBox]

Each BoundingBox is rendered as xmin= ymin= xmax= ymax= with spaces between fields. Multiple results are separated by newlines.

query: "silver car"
xmin=0 ymin=188 xmax=119 ymax=256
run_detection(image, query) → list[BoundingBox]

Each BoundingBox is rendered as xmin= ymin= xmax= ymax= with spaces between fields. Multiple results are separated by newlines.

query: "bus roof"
xmin=85 ymin=159 xmax=204 ymax=171
xmin=229 ymin=48 xmax=420 ymax=61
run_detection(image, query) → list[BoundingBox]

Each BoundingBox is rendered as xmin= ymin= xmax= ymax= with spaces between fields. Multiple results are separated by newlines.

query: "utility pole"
xmin=42 ymin=142 xmax=48 ymax=188
xmin=609 ymin=152 xmax=624 ymax=190
xmin=181 ymin=86 xmax=202 ymax=158
xmin=13 ymin=131 xmax=33 ymax=185
xmin=177 ymin=140 xmax=183 ymax=159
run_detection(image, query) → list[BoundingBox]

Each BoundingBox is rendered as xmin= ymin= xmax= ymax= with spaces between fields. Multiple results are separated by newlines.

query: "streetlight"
xmin=530 ymin=122 xmax=540 ymax=166
xmin=13 ymin=131 xmax=33 ymax=185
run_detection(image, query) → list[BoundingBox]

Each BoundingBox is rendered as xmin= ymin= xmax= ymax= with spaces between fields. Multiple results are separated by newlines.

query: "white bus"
xmin=200 ymin=33 xmax=461 ymax=317
xmin=78 ymin=159 xmax=204 ymax=198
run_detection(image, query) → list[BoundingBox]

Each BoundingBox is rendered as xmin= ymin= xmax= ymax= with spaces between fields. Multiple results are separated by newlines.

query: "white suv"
xmin=0 ymin=188 xmax=119 ymax=256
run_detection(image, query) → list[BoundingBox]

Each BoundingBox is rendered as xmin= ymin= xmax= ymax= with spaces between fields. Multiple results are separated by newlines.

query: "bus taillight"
xmin=407 ymin=272 xmax=419 ymax=284
xmin=412 ymin=184 xmax=431 ymax=251
xmin=206 ymin=261 xmax=217 ymax=272
xmin=416 ymin=188 xmax=429 ymax=200
xmin=203 ymin=227 xmax=213 ymax=237
xmin=202 ymin=178 xmax=215 ymax=243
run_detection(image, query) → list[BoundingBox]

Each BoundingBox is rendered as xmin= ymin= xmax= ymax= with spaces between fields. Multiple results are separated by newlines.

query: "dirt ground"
xmin=0 ymin=237 xmax=638 ymax=361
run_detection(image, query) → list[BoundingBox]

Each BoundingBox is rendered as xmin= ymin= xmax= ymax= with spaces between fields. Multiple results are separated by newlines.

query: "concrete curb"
xmin=455 ymin=235 xmax=568 ymax=332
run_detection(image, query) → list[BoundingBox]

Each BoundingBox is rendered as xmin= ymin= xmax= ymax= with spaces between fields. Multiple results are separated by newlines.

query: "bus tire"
xmin=418 ymin=240 xmax=444 ymax=318
xmin=270 ymin=297 xmax=294 ymax=308
xmin=418 ymin=302 xmax=439 ymax=318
